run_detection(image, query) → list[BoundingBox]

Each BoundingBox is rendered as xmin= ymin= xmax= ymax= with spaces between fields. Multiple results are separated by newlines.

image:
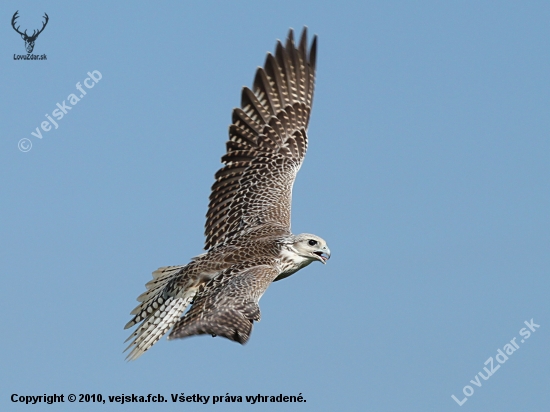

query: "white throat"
xmin=278 ymin=246 xmax=314 ymax=278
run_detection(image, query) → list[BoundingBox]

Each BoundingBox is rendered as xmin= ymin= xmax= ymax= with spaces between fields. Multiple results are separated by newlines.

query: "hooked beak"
xmin=313 ymin=246 xmax=331 ymax=264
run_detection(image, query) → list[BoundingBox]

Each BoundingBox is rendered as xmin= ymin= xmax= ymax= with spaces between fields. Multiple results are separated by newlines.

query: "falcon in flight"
xmin=124 ymin=28 xmax=330 ymax=360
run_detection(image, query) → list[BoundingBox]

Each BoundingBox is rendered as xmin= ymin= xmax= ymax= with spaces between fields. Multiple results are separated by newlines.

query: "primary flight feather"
xmin=124 ymin=27 xmax=329 ymax=360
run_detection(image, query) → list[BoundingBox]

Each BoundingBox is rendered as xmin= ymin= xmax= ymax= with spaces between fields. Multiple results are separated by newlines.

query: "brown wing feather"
xmin=168 ymin=263 xmax=279 ymax=344
xmin=204 ymin=28 xmax=318 ymax=250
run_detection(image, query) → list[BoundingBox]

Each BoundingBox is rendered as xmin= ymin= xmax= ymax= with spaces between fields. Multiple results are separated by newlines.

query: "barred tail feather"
xmin=124 ymin=264 xmax=192 ymax=361
xmin=124 ymin=296 xmax=192 ymax=361
xmin=124 ymin=265 xmax=185 ymax=330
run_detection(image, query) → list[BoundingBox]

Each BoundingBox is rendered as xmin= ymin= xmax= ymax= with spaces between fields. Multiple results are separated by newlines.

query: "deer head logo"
xmin=11 ymin=11 xmax=49 ymax=54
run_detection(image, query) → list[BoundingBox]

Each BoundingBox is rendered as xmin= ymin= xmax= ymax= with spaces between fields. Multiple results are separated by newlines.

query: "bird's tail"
xmin=124 ymin=265 xmax=193 ymax=361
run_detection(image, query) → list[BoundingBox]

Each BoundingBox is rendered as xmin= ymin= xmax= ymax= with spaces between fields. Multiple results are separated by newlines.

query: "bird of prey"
xmin=124 ymin=27 xmax=330 ymax=361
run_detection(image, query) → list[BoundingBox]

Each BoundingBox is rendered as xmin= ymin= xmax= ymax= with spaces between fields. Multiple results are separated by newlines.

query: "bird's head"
xmin=292 ymin=234 xmax=331 ymax=264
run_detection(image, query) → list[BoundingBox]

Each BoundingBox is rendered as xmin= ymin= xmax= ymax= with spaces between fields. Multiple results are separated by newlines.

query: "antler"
xmin=11 ymin=11 xmax=49 ymax=40
xmin=31 ymin=13 xmax=49 ymax=39
xmin=11 ymin=11 xmax=26 ymax=37
xmin=33 ymin=13 xmax=50 ymax=36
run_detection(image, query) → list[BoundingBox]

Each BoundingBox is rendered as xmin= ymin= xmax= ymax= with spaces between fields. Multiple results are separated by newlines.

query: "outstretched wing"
xmin=168 ymin=263 xmax=278 ymax=344
xmin=205 ymin=28 xmax=318 ymax=250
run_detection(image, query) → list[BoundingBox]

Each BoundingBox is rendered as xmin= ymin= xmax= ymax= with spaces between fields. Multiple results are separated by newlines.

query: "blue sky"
xmin=1 ymin=1 xmax=549 ymax=411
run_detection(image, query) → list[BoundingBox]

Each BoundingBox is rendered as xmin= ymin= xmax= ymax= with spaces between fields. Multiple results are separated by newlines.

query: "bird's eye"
xmin=308 ymin=239 xmax=317 ymax=246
